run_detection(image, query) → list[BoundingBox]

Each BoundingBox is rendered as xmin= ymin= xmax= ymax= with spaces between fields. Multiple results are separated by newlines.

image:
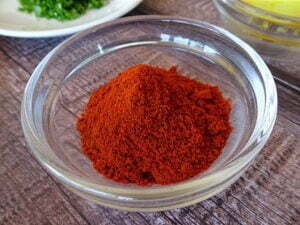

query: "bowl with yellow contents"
xmin=21 ymin=16 xmax=277 ymax=211
xmin=213 ymin=0 xmax=300 ymax=63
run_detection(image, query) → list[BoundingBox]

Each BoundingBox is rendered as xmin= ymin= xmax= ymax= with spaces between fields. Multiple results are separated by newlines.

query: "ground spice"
xmin=77 ymin=64 xmax=232 ymax=185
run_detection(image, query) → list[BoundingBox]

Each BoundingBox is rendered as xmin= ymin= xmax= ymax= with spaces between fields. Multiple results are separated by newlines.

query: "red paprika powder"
xmin=77 ymin=64 xmax=232 ymax=185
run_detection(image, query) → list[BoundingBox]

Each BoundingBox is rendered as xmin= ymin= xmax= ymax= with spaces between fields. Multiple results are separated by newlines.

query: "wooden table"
xmin=0 ymin=1 xmax=299 ymax=224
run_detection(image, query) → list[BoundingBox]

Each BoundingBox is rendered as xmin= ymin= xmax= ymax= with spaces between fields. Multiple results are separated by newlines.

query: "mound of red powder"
xmin=77 ymin=64 xmax=232 ymax=185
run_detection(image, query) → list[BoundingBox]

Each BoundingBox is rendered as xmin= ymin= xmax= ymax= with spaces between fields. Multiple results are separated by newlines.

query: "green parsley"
xmin=19 ymin=0 xmax=107 ymax=21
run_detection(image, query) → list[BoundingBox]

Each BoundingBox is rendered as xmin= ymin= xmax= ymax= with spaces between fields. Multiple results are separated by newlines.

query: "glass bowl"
xmin=21 ymin=15 xmax=277 ymax=212
xmin=213 ymin=0 xmax=300 ymax=63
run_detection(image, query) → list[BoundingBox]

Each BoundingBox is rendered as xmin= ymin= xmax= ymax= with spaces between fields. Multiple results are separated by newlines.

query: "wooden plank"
xmin=0 ymin=38 xmax=299 ymax=225
xmin=138 ymin=0 xmax=220 ymax=25
xmin=0 ymin=53 xmax=92 ymax=225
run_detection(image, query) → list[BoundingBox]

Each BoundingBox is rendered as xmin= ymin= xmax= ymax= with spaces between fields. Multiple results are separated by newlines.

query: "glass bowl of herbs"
xmin=19 ymin=0 xmax=108 ymax=21
xmin=21 ymin=16 xmax=277 ymax=211
xmin=0 ymin=0 xmax=142 ymax=37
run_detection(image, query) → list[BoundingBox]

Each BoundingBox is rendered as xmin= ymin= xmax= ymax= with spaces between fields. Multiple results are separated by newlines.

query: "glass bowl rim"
xmin=223 ymin=0 xmax=300 ymax=22
xmin=21 ymin=15 xmax=277 ymax=199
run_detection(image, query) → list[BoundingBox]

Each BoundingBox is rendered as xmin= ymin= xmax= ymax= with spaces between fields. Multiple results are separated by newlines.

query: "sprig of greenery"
xmin=19 ymin=0 xmax=107 ymax=21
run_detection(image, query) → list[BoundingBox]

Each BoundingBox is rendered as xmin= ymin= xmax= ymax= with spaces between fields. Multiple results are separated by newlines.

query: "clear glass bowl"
xmin=21 ymin=16 xmax=277 ymax=211
xmin=213 ymin=0 xmax=300 ymax=63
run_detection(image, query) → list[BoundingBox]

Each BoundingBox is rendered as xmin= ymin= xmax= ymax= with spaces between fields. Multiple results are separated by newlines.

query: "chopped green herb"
xmin=19 ymin=0 xmax=107 ymax=21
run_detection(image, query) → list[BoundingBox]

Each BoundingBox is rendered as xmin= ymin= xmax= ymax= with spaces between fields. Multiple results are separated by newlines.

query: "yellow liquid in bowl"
xmin=243 ymin=0 xmax=300 ymax=18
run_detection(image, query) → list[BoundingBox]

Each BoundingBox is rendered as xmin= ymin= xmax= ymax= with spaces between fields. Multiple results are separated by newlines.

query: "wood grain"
xmin=0 ymin=0 xmax=299 ymax=224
